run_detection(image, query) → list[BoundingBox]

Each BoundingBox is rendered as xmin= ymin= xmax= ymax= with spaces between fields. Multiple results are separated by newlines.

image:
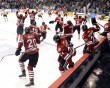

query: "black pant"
xmin=55 ymin=22 xmax=63 ymax=32
xmin=19 ymin=52 xmax=39 ymax=67
xmin=17 ymin=26 xmax=24 ymax=35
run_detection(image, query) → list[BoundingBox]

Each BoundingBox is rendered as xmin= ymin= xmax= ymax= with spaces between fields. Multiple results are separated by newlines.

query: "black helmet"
xmin=25 ymin=27 xmax=30 ymax=34
xmin=42 ymin=22 xmax=45 ymax=25
xmin=19 ymin=14 xmax=23 ymax=18
xmin=79 ymin=16 xmax=82 ymax=19
xmin=53 ymin=34 xmax=61 ymax=43
xmin=32 ymin=10 xmax=34 ymax=13
xmin=67 ymin=20 xmax=72 ymax=25
xmin=82 ymin=25 xmax=88 ymax=32
xmin=32 ymin=21 xmax=36 ymax=25
xmin=58 ymin=14 xmax=61 ymax=17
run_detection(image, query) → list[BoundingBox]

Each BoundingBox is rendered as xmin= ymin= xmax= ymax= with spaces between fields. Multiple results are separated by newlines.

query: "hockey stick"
xmin=0 ymin=51 xmax=25 ymax=63
xmin=0 ymin=47 xmax=39 ymax=62
xmin=74 ymin=43 xmax=85 ymax=49
xmin=0 ymin=54 xmax=14 ymax=62
xmin=0 ymin=43 xmax=85 ymax=62
xmin=43 ymin=41 xmax=56 ymax=46
xmin=97 ymin=22 xmax=105 ymax=28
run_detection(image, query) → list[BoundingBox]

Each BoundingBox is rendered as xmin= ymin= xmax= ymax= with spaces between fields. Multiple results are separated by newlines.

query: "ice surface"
xmin=0 ymin=13 xmax=107 ymax=88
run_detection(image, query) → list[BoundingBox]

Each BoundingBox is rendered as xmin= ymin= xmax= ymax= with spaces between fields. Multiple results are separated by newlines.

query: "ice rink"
xmin=0 ymin=12 xmax=106 ymax=88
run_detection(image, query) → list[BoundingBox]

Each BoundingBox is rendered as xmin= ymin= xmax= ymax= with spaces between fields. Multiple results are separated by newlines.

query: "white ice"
xmin=0 ymin=13 xmax=107 ymax=88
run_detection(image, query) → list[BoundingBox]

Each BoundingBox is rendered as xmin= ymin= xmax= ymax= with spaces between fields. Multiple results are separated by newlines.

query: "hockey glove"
xmin=49 ymin=20 xmax=54 ymax=24
xmin=68 ymin=62 xmax=74 ymax=68
xmin=100 ymin=32 xmax=107 ymax=36
xmin=15 ymin=48 xmax=21 ymax=56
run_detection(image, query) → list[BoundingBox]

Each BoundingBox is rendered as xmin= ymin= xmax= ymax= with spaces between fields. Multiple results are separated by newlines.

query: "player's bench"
xmin=49 ymin=36 xmax=109 ymax=88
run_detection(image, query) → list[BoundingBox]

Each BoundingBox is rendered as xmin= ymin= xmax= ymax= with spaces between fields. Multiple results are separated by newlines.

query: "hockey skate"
xmin=19 ymin=70 xmax=26 ymax=77
xmin=25 ymin=79 xmax=34 ymax=87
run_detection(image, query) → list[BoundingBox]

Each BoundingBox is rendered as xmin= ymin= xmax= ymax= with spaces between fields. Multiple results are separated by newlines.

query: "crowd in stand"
xmin=0 ymin=0 xmax=110 ymax=15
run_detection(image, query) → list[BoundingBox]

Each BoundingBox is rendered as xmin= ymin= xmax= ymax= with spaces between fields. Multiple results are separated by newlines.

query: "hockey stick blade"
xmin=0 ymin=54 xmax=14 ymax=62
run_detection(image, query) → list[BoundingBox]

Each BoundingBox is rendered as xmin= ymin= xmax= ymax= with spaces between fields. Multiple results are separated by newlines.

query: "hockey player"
xmin=16 ymin=11 xmax=27 ymax=41
xmin=100 ymin=19 xmax=110 ymax=36
xmin=15 ymin=27 xmax=40 ymax=87
xmin=29 ymin=21 xmax=41 ymax=34
xmin=48 ymin=8 xmax=52 ymax=17
xmin=1 ymin=11 xmax=8 ymax=21
xmin=62 ymin=6 xmax=68 ymax=18
xmin=37 ymin=11 xmax=43 ymax=20
xmin=39 ymin=22 xmax=50 ymax=41
xmin=27 ymin=7 xmax=38 ymax=24
xmin=53 ymin=34 xmax=76 ymax=74
xmin=73 ymin=15 xmax=87 ymax=40
xmin=63 ymin=20 xmax=74 ymax=41
xmin=49 ymin=14 xmax=63 ymax=34
xmin=82 ymin=23 xmax=100 ymax=54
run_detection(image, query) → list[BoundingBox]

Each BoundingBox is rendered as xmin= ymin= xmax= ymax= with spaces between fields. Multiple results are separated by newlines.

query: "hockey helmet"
xmin=53 ymin=34 xmax=61 ymax=43
xmin=82 ymin=25 xmax=88 ymax=32
xmin=67 ymin=20 xmax=72 ymax=25
xmin=32 ymin=21 xmax=36 ymax=25
xmin=79 ymin=16 xmax=82 ymax=19
xmin=58 ymin=14 xmax=61 ymax=17
xmin=32 ymin=10 xmax=34 ymax=13
xmin=42 ymin=22 xmax=45 ymax=25
xmin=19 ymin=14 xmax=23 ymax=18
xmin=25 ymin=27 xmax=30 ymax=34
